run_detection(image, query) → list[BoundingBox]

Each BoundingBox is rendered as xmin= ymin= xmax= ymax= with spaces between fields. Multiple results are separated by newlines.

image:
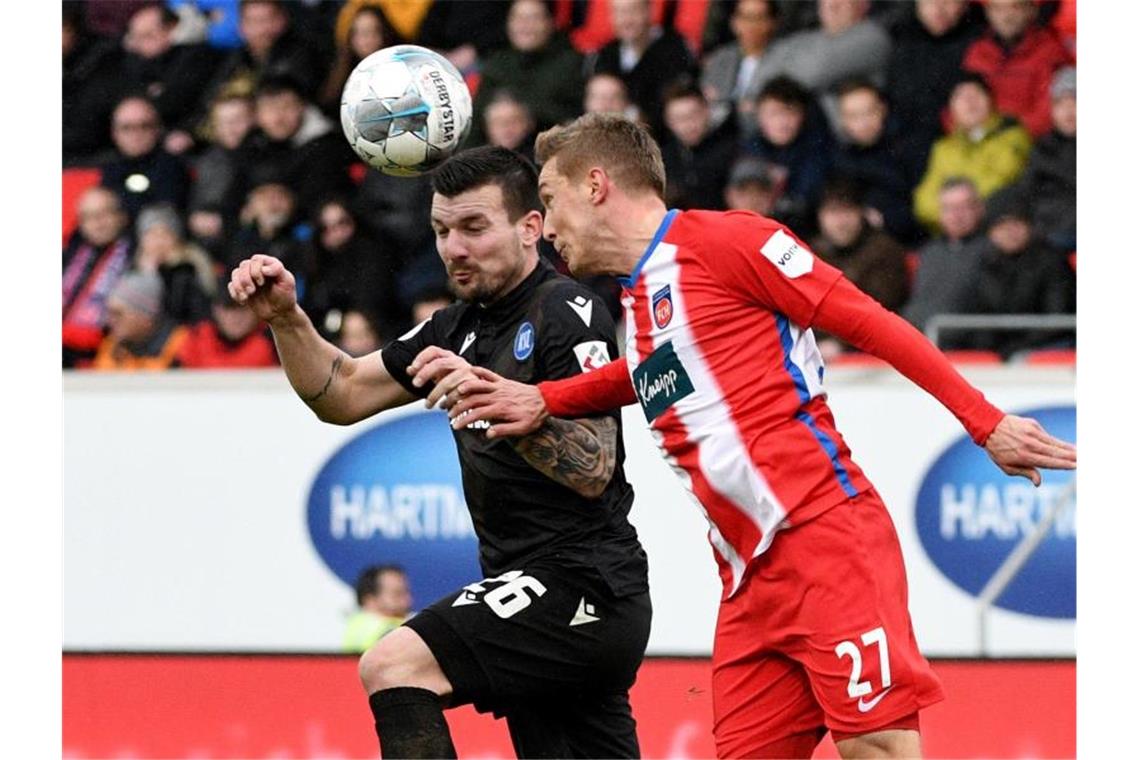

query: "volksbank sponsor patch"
xmin=632 ymin=341 xmax=695 ymax=422
xmin=760 ymin=229 xmax=813 ymax=278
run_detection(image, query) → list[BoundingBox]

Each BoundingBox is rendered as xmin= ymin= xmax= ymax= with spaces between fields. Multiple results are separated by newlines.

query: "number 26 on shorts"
xmin=835 ymin=626 xmax=892 ymax=708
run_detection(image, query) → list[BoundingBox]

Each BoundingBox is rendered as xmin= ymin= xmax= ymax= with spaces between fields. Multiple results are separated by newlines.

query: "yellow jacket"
xmin=913 ymin=114 xmax=1033 ymax=232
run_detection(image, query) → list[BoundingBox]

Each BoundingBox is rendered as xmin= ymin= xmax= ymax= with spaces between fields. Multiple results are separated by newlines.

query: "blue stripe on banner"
xmin=775 ymin=314 xmax=858 ymax=498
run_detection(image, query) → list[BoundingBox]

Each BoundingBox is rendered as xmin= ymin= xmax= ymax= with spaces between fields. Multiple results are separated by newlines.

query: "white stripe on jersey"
xmin=630 ymin=242 xmax=789 ymax=595
xmin=784 ymin=319 xmax=827 ymax=400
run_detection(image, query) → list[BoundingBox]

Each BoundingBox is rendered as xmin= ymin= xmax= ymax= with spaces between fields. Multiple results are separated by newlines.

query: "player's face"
xmin=538 ymin=157 xmax=600 ymax=277
xmin=431 ymin=184 xmax=537 ymax=305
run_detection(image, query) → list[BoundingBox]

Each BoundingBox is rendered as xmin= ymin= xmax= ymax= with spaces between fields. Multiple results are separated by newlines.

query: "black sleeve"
xmin=379 ymin=315 xmax=443 ymax=398
xmin=534 ymin=282 xmax=622 ymax=386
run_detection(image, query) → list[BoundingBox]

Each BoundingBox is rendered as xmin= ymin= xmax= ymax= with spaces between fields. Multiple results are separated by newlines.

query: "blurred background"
xmin=62 ymin=0 xmax=1076 ymax=757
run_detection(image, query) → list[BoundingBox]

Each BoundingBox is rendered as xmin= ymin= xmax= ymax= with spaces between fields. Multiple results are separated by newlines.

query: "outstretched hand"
xmin=441 ymin=366 xmax=549 ymax=439
xmin=984 ymin=414 xmax=1077 ymax=486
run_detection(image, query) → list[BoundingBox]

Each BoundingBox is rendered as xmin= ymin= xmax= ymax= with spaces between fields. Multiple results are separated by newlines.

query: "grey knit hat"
xmin=109 ymin=271 xmax=165 ymax=318
xmin=1050 ymin=67 xmax=1076 ymax=100
xmin=136 ymin=203 xmax=184 ymax=239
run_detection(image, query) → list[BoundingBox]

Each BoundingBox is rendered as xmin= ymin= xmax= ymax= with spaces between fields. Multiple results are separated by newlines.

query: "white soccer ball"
xmin=340 ymin=45 xmax=473 ymax=177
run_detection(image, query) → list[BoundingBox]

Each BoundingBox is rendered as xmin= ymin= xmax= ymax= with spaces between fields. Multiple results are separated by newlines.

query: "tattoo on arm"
xmin=303 ymin=354 xmax=345 ymax=405
xmin=511 ymin=416 xmax=618 ymax=499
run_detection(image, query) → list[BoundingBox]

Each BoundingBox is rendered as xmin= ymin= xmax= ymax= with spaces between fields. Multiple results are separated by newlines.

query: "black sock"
xmin=368 ymin=687 xmax=457 ymax=759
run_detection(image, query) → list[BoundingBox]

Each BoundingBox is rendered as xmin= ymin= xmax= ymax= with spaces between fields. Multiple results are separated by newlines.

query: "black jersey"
xmin=381 ymin=260 xmax=648 ymax=597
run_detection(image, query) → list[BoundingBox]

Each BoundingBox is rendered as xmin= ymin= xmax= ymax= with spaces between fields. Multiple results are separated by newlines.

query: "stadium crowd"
xmin=62 ymin=0 xmax=1077 ymax=370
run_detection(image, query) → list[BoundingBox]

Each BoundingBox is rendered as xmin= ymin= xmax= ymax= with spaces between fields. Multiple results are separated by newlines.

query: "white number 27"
xmin=834 ymin=626 xmax=892 ymax=699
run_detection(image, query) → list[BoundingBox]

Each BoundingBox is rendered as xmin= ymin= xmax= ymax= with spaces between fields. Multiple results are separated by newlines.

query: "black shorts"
xmin=404 ymin=561 xmax=652 ymax=758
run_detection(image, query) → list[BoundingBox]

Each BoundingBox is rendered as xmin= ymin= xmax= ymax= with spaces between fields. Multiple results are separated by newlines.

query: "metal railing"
xmin=976 ymin=480 xmax=1077 ymax=656
xmin=925 ymin=314 xmax=1077 ymax=349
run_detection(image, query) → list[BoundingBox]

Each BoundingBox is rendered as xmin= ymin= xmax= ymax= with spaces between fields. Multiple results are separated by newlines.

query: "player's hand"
xmin=984 ymin=414 xmax=1077 ymax=486
xmin=408 ymin=346 xmax=481 ymax=410
xmin=228 ymin=254 xmax=297 ymax=323
xmin=445 ymin=367 xmax=549 ymax=439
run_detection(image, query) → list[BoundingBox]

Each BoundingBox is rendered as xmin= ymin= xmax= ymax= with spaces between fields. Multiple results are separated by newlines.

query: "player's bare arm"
xmin=228 ymin=254 xmax=413 ymax=423
xmin=444 ymin=368 xmax=550 ymax=438
xmin=410 ymin=348 xmax=617 ymax=498
xmin=509 ymin=416 xmax=618 ymax=499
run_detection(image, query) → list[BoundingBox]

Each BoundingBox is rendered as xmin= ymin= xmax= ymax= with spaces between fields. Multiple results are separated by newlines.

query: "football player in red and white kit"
xmin=411 ymin=114 xmax=1076 ymax=758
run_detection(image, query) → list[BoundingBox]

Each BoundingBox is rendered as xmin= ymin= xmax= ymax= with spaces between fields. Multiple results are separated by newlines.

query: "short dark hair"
xmin=835 ymin=77 xmax=884 ymax=102
xmin=757 ymin=76 xmax=812 ymax=109
xmin=255 ymin=74 xmax=304 ymax=100
xmin=732 ymin=0 xmax=780 ymax=21
xmin=431 ymin=146 xmax=542 ymax=222
xmin=354 ymin=564 xmax=406 ymax=607
xmin=663 ymin=79 xmax=706 ymax=107
xmin=951 ymin=70 xmax=993 ymax=98
xmin=820 ymin=175 xmax=864 ymax=209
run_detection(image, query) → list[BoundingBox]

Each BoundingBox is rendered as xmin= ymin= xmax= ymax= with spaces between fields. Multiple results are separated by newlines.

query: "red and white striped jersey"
xmin=620 ymin=209 xmax=874 ymax=597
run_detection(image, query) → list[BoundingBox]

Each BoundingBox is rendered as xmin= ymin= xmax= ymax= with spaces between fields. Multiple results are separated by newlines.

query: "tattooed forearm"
xmin=511 ymin=416 xmax=618 ymax=499
xmin=302 ymin=354 xmax=345 ymax=405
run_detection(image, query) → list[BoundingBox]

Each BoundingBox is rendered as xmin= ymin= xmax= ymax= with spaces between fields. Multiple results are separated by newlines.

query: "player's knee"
xmin=358 ymin=628 xmax=441 ymax=693
xmin=834 ymin=728 xmax=921 ymax=759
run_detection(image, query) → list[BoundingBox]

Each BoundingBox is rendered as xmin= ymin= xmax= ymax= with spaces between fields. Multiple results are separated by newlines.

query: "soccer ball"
xmin=340 ymin=45 xmax=473 ymax=177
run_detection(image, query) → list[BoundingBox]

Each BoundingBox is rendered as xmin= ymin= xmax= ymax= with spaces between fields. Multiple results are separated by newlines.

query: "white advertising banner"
xmin=63 ymin=367 xmax=1075 ymax=656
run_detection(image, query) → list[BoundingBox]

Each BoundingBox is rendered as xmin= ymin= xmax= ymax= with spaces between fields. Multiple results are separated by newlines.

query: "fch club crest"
xmin=652 ymin=285 xmax=673 ymax=329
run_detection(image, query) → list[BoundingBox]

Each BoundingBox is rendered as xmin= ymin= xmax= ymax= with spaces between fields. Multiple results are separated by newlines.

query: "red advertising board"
xmin=63 ymin=655 xmax=1074 ymax=758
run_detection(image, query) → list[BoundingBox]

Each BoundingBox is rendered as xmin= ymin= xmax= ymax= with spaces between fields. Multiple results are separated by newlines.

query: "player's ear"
xmin=587 ymin=167 xmax=609 ymax=206
xmin=517 ymin=209 xmax=544 ymax=246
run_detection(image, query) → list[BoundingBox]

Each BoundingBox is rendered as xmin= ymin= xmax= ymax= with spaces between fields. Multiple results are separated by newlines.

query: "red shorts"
xmin=711 ymin=489 xmax=944 ymax=757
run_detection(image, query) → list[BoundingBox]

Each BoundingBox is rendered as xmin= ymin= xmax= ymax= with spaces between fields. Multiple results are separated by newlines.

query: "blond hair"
xmin=534 ymin=113 xmax=666 ymax=200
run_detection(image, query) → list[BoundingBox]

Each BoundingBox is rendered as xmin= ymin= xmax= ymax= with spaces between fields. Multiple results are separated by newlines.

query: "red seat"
xmin=905 ymin=251 xmax=920 ymax=287
xmin=62 ymin=167 xmax=102 ymax=244
xmin=1068 ymin=251 xmax=1076 ymax=272
xmin=941 ymin=350 xmax=1003 ymax=365
xmin=1023 ymin=349 xmax=1076 ymax=366
xmin=348 ymin=162 xmax=368 ymax=185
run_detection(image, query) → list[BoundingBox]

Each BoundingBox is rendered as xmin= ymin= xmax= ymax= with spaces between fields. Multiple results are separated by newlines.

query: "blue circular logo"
xmin=306 ymin=412 xmax=482 ymax=608
xmin=915 ymin=405 xmax=1075 ymax=619
xmin=514 ymin=321 xmax=535 ymax=360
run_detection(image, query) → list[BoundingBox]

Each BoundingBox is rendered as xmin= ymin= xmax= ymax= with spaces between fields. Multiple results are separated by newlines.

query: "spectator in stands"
xmin=742 ymin=76 xmax=833 ymax=234
xmin=962 ymin=0 xmax=1073 ymax=138
xmin=831 ymin=79 xmax=921 ymax=244
xmin=317 ymin=5 xmax=393 ymax=117
xmin=335 ymin=309 xmax=386 ymax=358
xmin=63 ymin=4 xmax=125 ymax=164
xmin=591 ymin=0 xmax=697 ymax=138
xmin=91 ymin=271 xmax=189 ymax=371
xmin=167 ymin=0 xmax=244 ymax=50
xmin=970 ymin=193 xmax=1076 ymax=357
xmin=999 ymin=66 xmax=1076 ymax=251
xmin=63 ymin=188 xmax=135 ymax=368
xmin=886 ymin=0 xmax=984 ymax=182
xmin=811 ymin=177 xmax=909 ymax=317
xmin=201 ymin=0 xmax=326 ymax=108
xmin=417 ymin=1 xmax=510 ymax=76
xmin=133 ymin=204 xmax=216 ymax=325
xmin=912 ymin=72 xmax=1032 ymax=233
xmin=242 ymin=75 xmax=356 ymax=216
xmin=101 ymin=96 xmax=191 ymax=220
xmin=225 ymin=180 xmax=310 ymax=276
xmin=120 ymin=3 xmax=221 ymax=155
xmin=482 ymin=92 xmax=538 ymax=162
xmin=187 ymin=92 xmax=256 ymax=253
xmin=177 ymin=276 xmax=279 ymax=368
xmin=742 ymin=0 xmax=892 ymax=134
xmin=302 ymin=198 xmax=402 ymax=339
xmin=660 ymin=83 xmax=737 ymax=210
xmin=583 ymin=73 xmax=641 ymax=124
xmin=723 ymin=156 xmax=782 ymax=216
xmin=410 ymin=286 xmax=456 ymax=325
xmin=343 ymin=565 xmax=413 ymax=654
xmin=700 ymin=0 xmax=781 ymax=131
xmin=903 ymin=177 xmax=988 ymax=344
xmin=469 ymin=0 xmax=585 ymax=146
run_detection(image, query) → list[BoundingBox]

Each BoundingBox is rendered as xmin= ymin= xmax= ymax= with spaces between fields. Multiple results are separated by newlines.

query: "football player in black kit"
xmin=227 ymin=146 xmax=651 ymax=759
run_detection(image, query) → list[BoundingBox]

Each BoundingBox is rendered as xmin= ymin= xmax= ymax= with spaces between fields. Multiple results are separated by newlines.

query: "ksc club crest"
xmin=652 ymin=285 xmax=673 ymax=328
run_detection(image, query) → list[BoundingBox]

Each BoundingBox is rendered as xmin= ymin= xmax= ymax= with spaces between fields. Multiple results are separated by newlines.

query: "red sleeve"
xmin=538 ymin=356 xmax=636 ymax=417
xmin=813 ymin=277 xmax=1005 ymax=445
